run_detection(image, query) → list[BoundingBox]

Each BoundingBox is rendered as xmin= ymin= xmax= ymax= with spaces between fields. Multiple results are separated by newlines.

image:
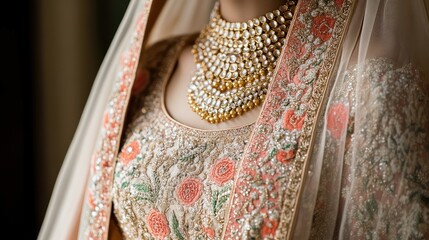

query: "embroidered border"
xmin=222 ymin=0 xmax=354 ymax=239
xmin=80 ymin=1 xmax=153 ymax=239
xmin=281 ymin=0 xmax=354 ymax=238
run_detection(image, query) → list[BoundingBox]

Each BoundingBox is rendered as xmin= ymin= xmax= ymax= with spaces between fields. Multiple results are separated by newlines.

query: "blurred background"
xmin=1 ymin=0 xmax=129 ymax=238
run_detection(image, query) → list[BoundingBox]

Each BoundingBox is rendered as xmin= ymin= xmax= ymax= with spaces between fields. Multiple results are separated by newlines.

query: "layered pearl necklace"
xmin=188 ymin=1 xmax=298 ymax=124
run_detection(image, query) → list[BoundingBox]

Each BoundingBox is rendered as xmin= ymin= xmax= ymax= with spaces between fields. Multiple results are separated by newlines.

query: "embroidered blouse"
xmin=112 ymin=36 xmax=254 ymax=239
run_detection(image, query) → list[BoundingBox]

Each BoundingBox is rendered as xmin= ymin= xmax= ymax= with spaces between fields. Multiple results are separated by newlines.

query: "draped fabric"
xmin=38 ymin=0 xmax=429 ymax=239
xmin=297 ymin=1 xmax=429 ymax=239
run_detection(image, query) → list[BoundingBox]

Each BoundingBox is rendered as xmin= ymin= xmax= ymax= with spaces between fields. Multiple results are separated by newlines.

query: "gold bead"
xmin=253 ymin=98 xmax=261 ymax=105
xmin=238 ymin=79 xmax=246 ymax=87
xmin=212 ymin=81 xmax=220 ymax=87
xmin=219 ymin=85 xmax=226 ymax=92
xmin=223 ymin=112 xmax=230 ymax=120
xmin=225 ymin=81 xmax=233 ymax=90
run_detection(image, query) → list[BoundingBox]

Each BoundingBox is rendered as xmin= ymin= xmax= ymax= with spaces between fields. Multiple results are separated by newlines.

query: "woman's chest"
xmin=112 ymin=110 xmax=253 ymax=239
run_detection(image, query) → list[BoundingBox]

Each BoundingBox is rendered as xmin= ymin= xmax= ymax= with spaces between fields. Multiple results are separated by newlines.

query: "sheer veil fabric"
xmin=38 ymin=0 xmax=429 ymax=239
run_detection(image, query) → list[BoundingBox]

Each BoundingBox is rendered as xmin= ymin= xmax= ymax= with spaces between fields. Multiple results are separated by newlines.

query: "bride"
xmin=39 ymin=0 xmax=429 ymax=239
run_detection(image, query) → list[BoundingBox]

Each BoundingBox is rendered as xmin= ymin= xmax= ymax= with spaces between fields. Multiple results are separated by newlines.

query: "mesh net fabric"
xmin=294 ymin=0 xmax=429 ymax=239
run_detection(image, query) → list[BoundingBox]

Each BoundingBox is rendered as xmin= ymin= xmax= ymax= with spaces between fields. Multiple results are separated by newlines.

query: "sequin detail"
xmin=223 ymin=1 xmax=354 ymax=238
xmin=79 ymin=2 xmax=153 ymax=238
xmin=310 ymin=58 xmax=429 ymax=239
xmin=112 ymin=37 xmax=254 ymax=239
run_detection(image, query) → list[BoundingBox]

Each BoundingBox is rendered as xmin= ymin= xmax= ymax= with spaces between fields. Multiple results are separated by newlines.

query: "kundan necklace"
xmin=188 ymin=1 xmax=298 ymax=124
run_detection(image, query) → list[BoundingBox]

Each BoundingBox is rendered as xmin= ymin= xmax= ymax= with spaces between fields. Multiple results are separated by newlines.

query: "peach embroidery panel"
xmin=223 ymin=0 xmax=355 ymax=238
xmin=80 ymin=1 xmax=154 ymax=238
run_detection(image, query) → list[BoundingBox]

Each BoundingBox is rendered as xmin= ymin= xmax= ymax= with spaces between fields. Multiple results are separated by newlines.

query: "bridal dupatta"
xmin=38 ymin=0 xmax=429 ymax=239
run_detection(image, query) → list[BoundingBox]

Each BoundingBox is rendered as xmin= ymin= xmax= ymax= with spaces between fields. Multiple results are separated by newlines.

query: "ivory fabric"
xmin=112 ymin=36 xmax=254 ymax=239
xmin=38 ymin=0 xmax=429 ymax=239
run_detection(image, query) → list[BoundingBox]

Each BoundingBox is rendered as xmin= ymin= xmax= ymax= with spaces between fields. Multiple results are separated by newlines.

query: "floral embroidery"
xmin=310 ymin=58 xmax=429 ymax=239
xmin=112 ymin=35 xmax=253 ymax=239
xmin=204 ymin=227 xmax=215 ymax=239
xmin=345 ymin=59 xmax=429 ymax=239
xmin=283 ymin=109 xmax=306 ymax=131
xmin=176 ymin=177 xmax=203 ymax=206
xmin=276 ymin=149 xmax=295 ymax=164
xmin=311 ymin=14 xmax=336 ymax=42
xmin=335 ymin=0 xmax=345 ymax=8
xmin=326 ymin=103 xmax=349 ymax=139
xmin=223 ymin=0 xmax=354 ymax=238
xmin=146 ymin=210 xmax=170 ymax=238
xmin=119 ymin=140 xmax=140 ymax=165
xmin=209 ymin=158 xmax=235 ymax=185
xmin=82 ymin=4 xmax=152 ymax=238
xmin=261 ymin=219 xmax=279 ymax=237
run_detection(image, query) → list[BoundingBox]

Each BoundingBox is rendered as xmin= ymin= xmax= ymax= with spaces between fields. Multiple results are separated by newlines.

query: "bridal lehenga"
xmin=39 ymin=0 xmax=429 ymax=239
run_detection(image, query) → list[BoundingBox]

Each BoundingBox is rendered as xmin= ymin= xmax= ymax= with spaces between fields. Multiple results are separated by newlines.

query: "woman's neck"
xmin=219 ymin=0 xmax=288 ymax=22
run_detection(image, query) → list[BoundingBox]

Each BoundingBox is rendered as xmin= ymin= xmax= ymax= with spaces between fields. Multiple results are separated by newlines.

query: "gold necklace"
xmin=188 ymin=1 xmax=297 ymax=124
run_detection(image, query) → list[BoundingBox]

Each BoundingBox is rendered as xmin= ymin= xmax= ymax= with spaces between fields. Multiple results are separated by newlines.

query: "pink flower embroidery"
xmin=146 ymin=210 xmax=170 ymax=238
xmin=312 ymin=14 xmax=336 ymax=42
xmin=119 ymin=140 xmax=140 ymax=165
xmin=335 ymin=0 xmax=344 ymax=8
xmin=283 ymin=109 xmax=306 ymax=131
xmin=327 ymin=103 xmax=349 ymax=139
xmin=209 ymin=158 xmax=235 ymax=185
xmin=276 ymin=149 xmax=295 ymax=164
xmin=204 ymin=227 xmax=215 ymax=239
xmin=176 ymin=177 xmax=203 ymax=205
xmin=261 ymin=219 xmax=279 ymax=237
